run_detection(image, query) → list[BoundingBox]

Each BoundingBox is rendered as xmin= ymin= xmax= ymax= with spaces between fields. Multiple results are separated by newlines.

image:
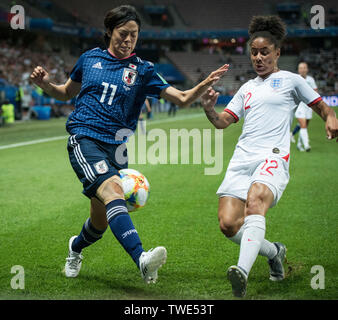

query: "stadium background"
xmin=0 ymin=0 xmax=337 ymax=303
xmin=0 ymin=0 xmax=337 ymax=119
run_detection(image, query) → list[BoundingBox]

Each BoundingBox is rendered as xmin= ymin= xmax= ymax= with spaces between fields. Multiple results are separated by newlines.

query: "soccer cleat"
xmin=64 ymin=236 xmax=83 ymax=278
xmin=268 ymin=242 xmax=287 ymax=281
xmin=297 ymin=144 xmax=305 ymax=152
xmin=290 ymin=133 xmax=296 ymax=143
xmin=227 ymin=265 xmax=248 ymax=298
xmin=305 ymin=147 xmax=311 ymax=152
xmin=139 ymin=247 xmax=167 ymax=284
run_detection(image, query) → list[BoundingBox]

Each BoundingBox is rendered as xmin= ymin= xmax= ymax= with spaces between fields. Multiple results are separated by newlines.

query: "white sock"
xmin=227 ymin=227 xmax=244 ymax=245
xmin=259 ymin=238 xmax=278 ymax=259
xmin=228 ymin=223 xmax=277 ymax=260
xmin=299 ymin=128 xmax=310 ymax=149
xmin=237 ymin=215 xmax=266 ymax=275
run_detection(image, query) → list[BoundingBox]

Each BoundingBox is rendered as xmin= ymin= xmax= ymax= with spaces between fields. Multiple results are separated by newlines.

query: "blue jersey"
xmin=66 ymin=48 xmax=170 ymax=144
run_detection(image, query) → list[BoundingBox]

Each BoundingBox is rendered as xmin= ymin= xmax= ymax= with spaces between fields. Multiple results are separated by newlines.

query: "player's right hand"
xmin=30 ymin=66 xmax=50 ymax=88
xmin=325 ymin=115 xmax=338 ymax=142
xmin=205 ymin=64 xmax=229 ymax=86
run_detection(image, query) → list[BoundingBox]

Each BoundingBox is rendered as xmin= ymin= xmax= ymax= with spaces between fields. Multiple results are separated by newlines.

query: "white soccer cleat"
xmin=227 ymin=265 xmax=248 ymax=298
xmin=139 ymin=247 xmax=167 ymax=284
xmin=64 ymin=236 xmax=83 ymax=278
xmin=290 ymin=132 xmax=296 ymax=143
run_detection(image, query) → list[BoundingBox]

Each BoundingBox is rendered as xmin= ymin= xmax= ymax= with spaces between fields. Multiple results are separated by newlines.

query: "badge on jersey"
xmin=123 ymin=68 xmax=138 ymax=86
xmin=270 ymin=78 xmax=283 ymax=89
xmin=94 ymin=160 xmax=109 ymax=174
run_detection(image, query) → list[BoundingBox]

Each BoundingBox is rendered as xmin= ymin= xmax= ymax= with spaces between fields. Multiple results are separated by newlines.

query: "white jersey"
xmin=295 ymin=75 xmax=318 ymax=119
xmin=225 ymin=70 xmax=321 ymax=160
xmin=304 ymin=75 xmax=317 ymax=90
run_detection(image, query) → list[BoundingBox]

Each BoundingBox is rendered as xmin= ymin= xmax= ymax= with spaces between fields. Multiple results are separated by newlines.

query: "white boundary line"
xmin=0 ymin=136 xmax=68 ymax=150
xmin=0 ymin=113 xmax=205 ymax=151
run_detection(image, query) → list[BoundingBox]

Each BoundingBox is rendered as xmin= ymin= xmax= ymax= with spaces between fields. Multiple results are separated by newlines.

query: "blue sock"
xmin=106 ymin=199 xmax=144 ymax=268
xmin=72 ymin=218 xmax=106 ymax=253
xmin=292 ymin=124 xmax=300 ymax=136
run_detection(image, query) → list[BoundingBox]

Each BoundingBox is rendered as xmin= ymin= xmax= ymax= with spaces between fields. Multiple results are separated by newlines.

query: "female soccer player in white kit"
xmin=201 ymin=15 xmax=338 ymax=298
xmin=293 ymin=62 xmax=318 ymax=151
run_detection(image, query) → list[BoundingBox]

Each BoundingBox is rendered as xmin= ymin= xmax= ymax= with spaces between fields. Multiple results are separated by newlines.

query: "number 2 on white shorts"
xmin=260 ymin=159 xmax=278 ymax=176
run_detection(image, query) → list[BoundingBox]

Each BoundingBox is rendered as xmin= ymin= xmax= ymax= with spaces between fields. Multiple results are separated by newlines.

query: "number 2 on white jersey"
xmin=244 ymin=92 xmax=252 ymax=110
xmin=100 ymin=82 xmax=117 ymax=105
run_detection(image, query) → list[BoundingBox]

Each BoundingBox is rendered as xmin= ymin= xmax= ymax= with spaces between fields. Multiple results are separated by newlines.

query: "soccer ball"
xmin=119 ymin=168 xmax=150 ymax=212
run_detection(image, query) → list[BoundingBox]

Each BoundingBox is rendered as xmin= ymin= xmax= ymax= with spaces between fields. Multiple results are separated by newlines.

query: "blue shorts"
xmin=67 ymin=134 xmax=128 ymax=198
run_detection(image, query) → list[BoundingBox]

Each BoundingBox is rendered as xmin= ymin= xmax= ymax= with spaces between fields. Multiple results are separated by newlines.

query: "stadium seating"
xmin=165 ymin=50 xmax=252 ymax=94
xmin=1 ymin=0 xmax=337 ymax=113
xmin=55 ymin=0 xmax=153 ymax=29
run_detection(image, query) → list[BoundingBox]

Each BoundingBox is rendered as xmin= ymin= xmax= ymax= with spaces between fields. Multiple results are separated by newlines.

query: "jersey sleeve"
xmin=292 ymin=74 xmax=321 ymax=106
xmin=224 ymin=85 xmax=245 ymax=122
xmin=70 ymin=53 xmax=86 ymax=83
xmin=143 ymin=62 xmax=170 ymax=98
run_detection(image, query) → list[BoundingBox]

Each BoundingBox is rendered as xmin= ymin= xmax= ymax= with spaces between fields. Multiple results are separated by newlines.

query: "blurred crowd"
xmin=0 ymin=40 xmax=337 ymax=125
xmin=299 ymin=48 xmax=338 ymax=95
xmin=0 ymin=41 xmax=70 ymax=88
xmin=0 ymin=41 xmax=75 ymax=121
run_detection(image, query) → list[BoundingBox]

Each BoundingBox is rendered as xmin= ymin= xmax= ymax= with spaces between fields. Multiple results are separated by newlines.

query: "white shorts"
xmin=295 ymin=102 xmax=313 ymax=119
xmin=217 ymin=155 xmax=290 ymax=207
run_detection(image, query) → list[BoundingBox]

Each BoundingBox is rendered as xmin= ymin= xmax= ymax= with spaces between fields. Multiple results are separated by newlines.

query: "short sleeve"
xmin=292 ymin=74 xmax=321 ymax=106
xmin=70 ymin=53 xmax=85 ymax=83
xmin=143 ymin=63 xmax=170 ymax=98
xmin=224 ymin=85 xmax=245 ymax=122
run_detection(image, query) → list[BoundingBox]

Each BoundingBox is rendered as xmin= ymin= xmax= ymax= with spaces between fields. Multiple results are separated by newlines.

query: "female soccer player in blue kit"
xmin=30 ymin=5 xmax=228 ymax=284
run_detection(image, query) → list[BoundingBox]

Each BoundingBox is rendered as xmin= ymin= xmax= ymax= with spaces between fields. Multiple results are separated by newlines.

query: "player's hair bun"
xmin=248 ymin=15 xmax=287 ymax=47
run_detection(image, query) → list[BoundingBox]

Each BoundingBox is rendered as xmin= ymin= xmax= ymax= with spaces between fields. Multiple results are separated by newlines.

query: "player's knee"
xmin=218 ymin=215 xmax=241 ymax=237
xmin=96 ymin=175 xmax=124 ymax=205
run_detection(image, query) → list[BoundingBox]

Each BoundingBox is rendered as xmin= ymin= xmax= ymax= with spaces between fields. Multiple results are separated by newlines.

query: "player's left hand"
xmin=205 ymin=64 xmax=229 ymax=86
xmin=325 ymin=115 xmax=338 ymax=142
xmin=201 ymin=87 xmax=219 ymax=111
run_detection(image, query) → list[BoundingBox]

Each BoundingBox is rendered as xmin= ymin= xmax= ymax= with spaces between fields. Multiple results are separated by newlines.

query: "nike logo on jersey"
xmin=92 ymin=62 xmax=103 ymax=69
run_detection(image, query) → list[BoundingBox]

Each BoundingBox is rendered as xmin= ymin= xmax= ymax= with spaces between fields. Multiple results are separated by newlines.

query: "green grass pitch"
xmin=0 ymin=107 xmax=337 ymax=300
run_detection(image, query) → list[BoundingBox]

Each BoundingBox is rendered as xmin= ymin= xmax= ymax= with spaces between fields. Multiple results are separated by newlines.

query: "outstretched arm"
xmin=30 ymin=66 xmax=81 ymax=101
xmin=310 ymin=99 xmax=338 ymax=141
xmin=160 ymin=64 xmax=229 ymax=107
xmin=201 ymin=87 xmax=235 ymax=129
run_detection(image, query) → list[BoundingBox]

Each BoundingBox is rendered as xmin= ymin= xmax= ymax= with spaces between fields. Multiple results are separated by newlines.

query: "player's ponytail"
xmin=248 ymin=15 xmax=287 ymax=48
xmin=103 ymin=5 xmax=141 ymax=47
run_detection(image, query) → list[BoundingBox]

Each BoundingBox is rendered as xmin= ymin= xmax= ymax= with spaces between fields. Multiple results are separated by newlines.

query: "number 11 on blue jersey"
xmin=100 ymin=82 xmax=117 ymax=105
